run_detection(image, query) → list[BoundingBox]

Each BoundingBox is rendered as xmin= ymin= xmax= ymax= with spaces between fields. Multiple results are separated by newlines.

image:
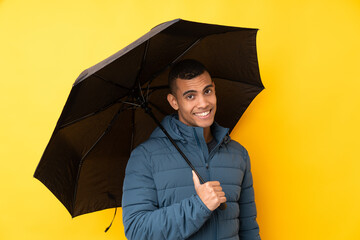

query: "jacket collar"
xmin=150 ymin=114 xmax=230 ymax=146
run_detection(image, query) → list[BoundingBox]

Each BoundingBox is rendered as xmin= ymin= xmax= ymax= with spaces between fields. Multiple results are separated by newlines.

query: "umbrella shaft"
xmin=145 ymin=107 xmax=205 ymax=184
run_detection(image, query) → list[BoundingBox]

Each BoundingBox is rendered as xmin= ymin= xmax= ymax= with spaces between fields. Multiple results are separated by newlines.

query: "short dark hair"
xmin=168 ymin=59 xmax=208 ymax=93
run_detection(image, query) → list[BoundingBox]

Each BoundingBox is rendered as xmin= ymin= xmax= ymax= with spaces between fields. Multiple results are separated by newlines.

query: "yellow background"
xmin=1 ymin=0 xmax=360 ymax=239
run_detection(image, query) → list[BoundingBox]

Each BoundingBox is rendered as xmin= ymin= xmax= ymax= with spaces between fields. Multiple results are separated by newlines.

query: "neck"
xmin=203 ymin=127 xmax=213 ymax=143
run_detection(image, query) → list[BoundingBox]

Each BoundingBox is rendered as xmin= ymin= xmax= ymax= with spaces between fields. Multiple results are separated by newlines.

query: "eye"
xmin=186 ymin=94 xmax=195 ymax=100
xmin=204 ymin=89 xmax=212 ymax=94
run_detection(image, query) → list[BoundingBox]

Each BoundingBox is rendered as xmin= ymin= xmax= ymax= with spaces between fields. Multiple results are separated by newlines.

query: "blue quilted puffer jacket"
xmin=122 ymin=114 xmax=260 ymax=240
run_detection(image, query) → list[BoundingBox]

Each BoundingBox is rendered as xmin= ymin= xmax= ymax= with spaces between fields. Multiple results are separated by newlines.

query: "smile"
xmin=194 ymin=110 xmax=211 ymax=118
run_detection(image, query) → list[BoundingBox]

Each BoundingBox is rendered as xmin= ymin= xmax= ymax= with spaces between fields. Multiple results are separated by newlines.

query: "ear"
xmin=167 ymin=93 xmax=179 ymax=111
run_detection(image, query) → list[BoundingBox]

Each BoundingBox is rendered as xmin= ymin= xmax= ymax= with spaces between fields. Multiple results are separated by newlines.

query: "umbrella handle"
xmin=219 ymin=203 xmax=227 ymax=210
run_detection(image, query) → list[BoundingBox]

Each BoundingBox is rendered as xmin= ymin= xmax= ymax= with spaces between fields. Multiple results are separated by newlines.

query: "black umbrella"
xmin=34 ymin=18 xmax=264 ymax=218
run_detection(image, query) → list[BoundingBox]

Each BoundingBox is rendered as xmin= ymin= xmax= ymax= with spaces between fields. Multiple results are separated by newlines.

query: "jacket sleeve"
xmin=238 ymin=148 xmax=261 ymax=240
xmin=122 ymin=145 xmax=212 ymax=240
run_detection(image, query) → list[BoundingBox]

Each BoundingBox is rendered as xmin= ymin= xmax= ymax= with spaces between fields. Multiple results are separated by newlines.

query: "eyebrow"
xmin=182 ymin=84 xmax=214 ymax=96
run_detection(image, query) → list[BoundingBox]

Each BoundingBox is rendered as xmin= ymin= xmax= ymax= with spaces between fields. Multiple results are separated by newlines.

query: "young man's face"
xmin=167 ymin=71 xmax=217 ymax=129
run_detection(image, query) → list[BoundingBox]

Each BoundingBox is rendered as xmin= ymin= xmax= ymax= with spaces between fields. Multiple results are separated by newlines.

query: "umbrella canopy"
xmin=34 ymin=18 xmax=264 ymax=217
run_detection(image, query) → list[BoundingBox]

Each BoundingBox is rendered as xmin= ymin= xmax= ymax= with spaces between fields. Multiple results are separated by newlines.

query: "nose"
xmin=197 ymin=95 xmax=209 ymax=109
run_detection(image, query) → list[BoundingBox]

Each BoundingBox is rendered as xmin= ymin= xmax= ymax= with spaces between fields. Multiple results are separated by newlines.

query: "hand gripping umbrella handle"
xmin=145 ymin=107 xmax=227 ymax=210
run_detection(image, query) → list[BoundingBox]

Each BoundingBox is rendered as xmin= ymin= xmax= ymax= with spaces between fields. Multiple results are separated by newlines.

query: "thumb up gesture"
xmin=192 ymin=170 xmax=226 ymax=211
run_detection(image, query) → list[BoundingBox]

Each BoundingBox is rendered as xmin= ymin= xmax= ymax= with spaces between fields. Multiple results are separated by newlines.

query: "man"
xmin=122 ymin=59 xmax=260 ymax=239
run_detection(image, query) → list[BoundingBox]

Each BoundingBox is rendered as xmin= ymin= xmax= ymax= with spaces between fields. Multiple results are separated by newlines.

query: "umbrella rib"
xmin=171 ymin=38 xmax=202 ymax=65
xmin=120 ymin=101 xmax=141 ymax=107
xmin=148 ymin=101 xmax=169 ymax=117
xmin=57 ymin=96 xmax=138 ymax=130
xmin=72 ymin=103 xmax=127 ymax=213
xmin=134 ymin=39 xmax=150 ymax=102
xmin=146 ymin=38 xmax=202 ymax=88
xmin=133 ymin=38 xmax=201 ymax=104
xmin=140 ymin=85 xmax=169 ymax=101
xmin=130 ymin=100 xmax=135 ymax=151
xmin=57 ymin=101 xmax=121 ymax=129
xmin=146 ymin=81 xmax=150 ymax=102
xmin=138 ymin=81 xmax=146 ymax=103
xmin=93 ymin=73 xmax=131 ymax=90
xmin=212 ymin=76 xmax=264 ymax=89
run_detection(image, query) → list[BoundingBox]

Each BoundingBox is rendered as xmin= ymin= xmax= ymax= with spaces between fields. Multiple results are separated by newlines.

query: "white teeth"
xmin=195 ymin=111 xmax=210 ymax=117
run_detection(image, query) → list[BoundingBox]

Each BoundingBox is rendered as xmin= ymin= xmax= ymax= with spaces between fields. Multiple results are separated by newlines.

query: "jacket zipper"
xmin=193 ymin=129 xmax=207 ymax=168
